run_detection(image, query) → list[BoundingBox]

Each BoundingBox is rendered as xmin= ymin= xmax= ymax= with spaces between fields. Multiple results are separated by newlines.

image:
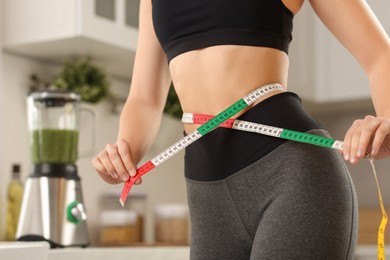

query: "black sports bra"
xmin=152 ymin=0 xmax=294 ymax=63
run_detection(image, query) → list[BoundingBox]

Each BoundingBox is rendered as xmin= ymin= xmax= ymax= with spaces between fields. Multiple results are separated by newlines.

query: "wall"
xmin=0 ymin=0 xmax=4 ymax=240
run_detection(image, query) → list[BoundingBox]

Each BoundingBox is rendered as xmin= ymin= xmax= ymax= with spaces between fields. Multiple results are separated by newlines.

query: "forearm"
xmin=368 ymin=48 xmax=390 ymax=118
xmin=117 ymin=96 xmax=165 ymax=165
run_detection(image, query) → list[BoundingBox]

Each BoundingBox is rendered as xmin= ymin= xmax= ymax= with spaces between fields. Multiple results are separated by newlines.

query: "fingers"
xmin=343 ymin=119 xmax=360 ymax=162
xmin=371 ymin=122 xmax=390 ymax=157
xmin=106 ymin=142 xmax=131 ymax=182
xmin=91 ymin=139 xmax=142 ymax=185
xmin=343 ymin=115 xmax=389 ymax=163
xmin=91 ymin=156 xmax=120 ymax=184
xmin=134 ymin=178 xmax=143 ymax=185
xmin=117 ymin=139 xmax=137 ymax=177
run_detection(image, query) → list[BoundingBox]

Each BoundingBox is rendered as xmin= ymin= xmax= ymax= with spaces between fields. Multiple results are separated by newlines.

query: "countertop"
xmin=0 ymin=242 xmax=189 ymax=260
xmin=48 ymin=246 xmax=190 ymax=260
xmin=0 ymin=242 xmax=388 ymax=260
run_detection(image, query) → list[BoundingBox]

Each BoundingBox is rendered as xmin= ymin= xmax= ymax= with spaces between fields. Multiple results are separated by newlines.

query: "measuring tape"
xmin=119 ymin=83 xmax=284 ymax=206
xmin=183 ymin=112 xmax=387 ymax=260
xmin=370 ymin=157 xmax=388 ymax=260
xmin=182 ymin=113 xmax=344 ymax=150
xmin=119 ymin=82 xmax=386 ymax=259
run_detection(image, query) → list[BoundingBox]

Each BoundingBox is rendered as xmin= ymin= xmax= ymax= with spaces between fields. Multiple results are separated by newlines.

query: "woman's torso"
xmin=153 ymin=0 xmax=304 ymax=133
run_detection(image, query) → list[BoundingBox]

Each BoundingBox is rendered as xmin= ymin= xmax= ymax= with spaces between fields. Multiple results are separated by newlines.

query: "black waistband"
xmin=184 ymin=92 xmax=323 ymax=181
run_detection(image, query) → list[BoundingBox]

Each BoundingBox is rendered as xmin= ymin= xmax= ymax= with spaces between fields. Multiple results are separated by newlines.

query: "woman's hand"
xmin=342 ymin=115 xmax=390 ymax=164
xmin=92 ymin=139 xmax=142 ymax=185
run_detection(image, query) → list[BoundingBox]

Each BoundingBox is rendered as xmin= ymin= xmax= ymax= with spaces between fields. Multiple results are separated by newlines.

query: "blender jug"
xmin=17 ymin=90 xmax=93 ymax=247
xmin=29 ymin=91 xmax=80 ymax=164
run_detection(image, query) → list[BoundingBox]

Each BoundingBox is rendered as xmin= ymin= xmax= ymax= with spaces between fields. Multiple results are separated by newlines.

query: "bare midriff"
xmin=169 ymin=45 xmax=290 ymax=134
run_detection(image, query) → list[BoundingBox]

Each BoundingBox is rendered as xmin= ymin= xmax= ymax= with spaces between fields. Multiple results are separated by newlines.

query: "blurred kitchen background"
xmin=0 ymin=0 xmax=390 ymax=258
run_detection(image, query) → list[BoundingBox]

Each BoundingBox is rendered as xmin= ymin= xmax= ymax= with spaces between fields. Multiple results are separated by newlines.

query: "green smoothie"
xmin=32 ymin=129 xmax=78 ymax=164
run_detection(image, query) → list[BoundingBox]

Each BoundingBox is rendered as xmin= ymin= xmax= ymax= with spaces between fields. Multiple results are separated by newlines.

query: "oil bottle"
xmin=5 ymin=164 xmax=23 ymax=241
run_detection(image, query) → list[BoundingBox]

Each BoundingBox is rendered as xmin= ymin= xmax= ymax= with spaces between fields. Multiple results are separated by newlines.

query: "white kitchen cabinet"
xmin=288 ymin=0 xmax=390 ymax=103
xmin=2 ymin=0 xmax=140 ymax=79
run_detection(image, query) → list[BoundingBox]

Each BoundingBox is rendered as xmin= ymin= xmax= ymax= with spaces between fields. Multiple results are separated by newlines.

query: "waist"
xmin=170 ymin=45 xmax=290 ymax=133
xmin=184 ymin=91 xmax=324 ymax=181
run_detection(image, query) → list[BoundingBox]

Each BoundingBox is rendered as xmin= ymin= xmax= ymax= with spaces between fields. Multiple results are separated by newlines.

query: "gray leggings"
xmin=186 ymin=129 xmax=358 ymax=260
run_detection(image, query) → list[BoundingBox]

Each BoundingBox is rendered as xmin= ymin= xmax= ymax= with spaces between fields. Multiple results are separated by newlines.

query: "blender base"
xmin=16 ymin=170 xmax=89 ymax=248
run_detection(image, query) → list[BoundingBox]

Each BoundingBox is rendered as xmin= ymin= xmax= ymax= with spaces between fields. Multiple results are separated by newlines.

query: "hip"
xmin=184 ymin=91 xmax=325 ymax=181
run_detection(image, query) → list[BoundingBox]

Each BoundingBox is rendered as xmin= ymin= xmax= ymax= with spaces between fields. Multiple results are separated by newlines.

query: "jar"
xmin=155 ymin=204 xmax=189 ymax=245
xmin=99 ymin=210 xmax=143 ymax=246
xmin=99 ymin=191 xmax=146 ymax=246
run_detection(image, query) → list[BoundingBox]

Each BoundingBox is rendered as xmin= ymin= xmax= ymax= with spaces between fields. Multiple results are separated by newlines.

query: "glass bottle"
xmin=5 ymin=164 xmax=24 ymax=241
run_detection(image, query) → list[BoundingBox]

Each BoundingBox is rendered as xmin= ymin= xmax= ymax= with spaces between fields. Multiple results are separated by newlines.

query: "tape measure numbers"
xmin=119 ymin=83 xmax=284 ymax=206
xmin=182 ymin=113 xmax=344 ymax=150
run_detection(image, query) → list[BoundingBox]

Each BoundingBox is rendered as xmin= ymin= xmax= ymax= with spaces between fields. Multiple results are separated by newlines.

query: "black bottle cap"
xmin=12 ymin=164 xmax=21 ymax=180
xmin=12 ymin=164 xmax=20 ymax=173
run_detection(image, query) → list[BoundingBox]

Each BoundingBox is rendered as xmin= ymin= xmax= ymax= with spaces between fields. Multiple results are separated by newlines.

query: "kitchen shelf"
xmin=2 ymin=0 xmax=139 ymax=79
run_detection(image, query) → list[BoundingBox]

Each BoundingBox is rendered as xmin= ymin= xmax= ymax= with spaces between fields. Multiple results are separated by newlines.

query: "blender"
xmin=16 ymin=90 xmax=94 ymax=248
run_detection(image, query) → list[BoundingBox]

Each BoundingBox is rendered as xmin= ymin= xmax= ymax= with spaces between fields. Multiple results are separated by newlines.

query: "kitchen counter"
xmin=0 ymin=242 xmax=50 ymax=259
xmin=355 ymin=245 xmax=389 ymax=260
xmin=1 ymin=242 xmax=388 ymax=260
xmin=49 ymin=246 xmax=387 ymax=260
xmin=48 ymin=246 xmax=190 ymax=260
xmin=0 ymin=242 xmax=189 ymax=260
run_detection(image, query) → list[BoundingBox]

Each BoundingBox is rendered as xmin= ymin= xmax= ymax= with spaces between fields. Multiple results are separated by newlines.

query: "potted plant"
xmin=52 ymin=57 xmax=110 ymax=104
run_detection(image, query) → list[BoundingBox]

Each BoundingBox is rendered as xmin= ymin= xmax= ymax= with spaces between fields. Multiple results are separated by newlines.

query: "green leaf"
xmin=53 ymin=57 xmax=110 ymax=103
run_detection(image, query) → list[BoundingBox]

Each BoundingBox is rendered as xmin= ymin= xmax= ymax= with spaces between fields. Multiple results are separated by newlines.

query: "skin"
xmin=92 ymin=0 xmax=390 ymax=185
